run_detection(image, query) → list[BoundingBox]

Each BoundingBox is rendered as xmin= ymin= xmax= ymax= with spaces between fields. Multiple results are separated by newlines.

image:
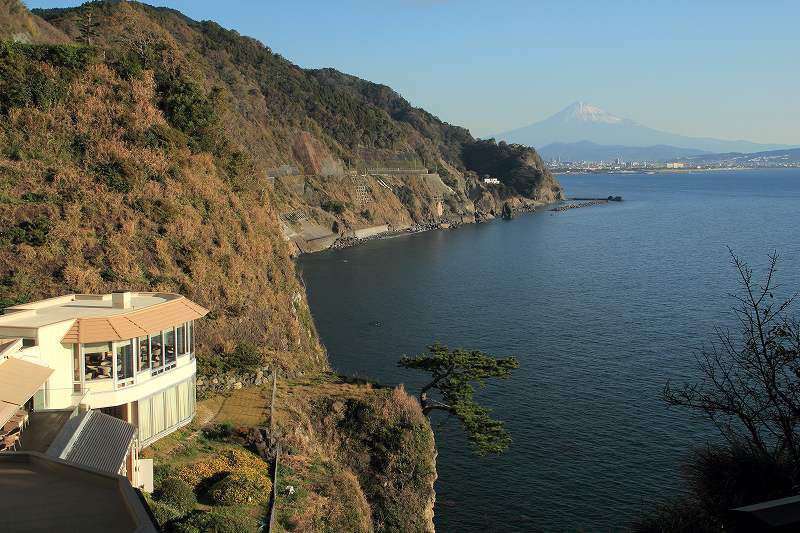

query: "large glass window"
xmin=188 ymin=321 xmax=194 ymax=353
xmin=73 ymin=346 xmax=81 ymax=382
xmin=116 ymin=340 xmax=134 ymax=381
xmin=165 ymin=328 xmax=176 ymax=365
xmin=137 ymin=376 xmax=197 ymax=444
xmin=138 ymin=336 xmax=150 ymax=372
xmin=73 ymin=345 xmax=83 ymax=393
xmin=150 ymin=332 xmax=163 ymax=370
xmin=177 ymin=323 xmax=186 ymax=355
xmin=84 ymin=342 xmax=112 ymax=380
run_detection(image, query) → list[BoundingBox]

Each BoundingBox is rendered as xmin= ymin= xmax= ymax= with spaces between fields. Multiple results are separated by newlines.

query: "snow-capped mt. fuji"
xmin=496 ymin=102 xmax=794 ymax=157
xmin=553 ymin=101 xmax=623 ymax=124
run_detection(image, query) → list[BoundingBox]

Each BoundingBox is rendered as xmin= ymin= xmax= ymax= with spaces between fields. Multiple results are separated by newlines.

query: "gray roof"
xmin=46 ymin=410 xmax=135 ymax=474
xmin=0 ymin=452 xmax=157 ymax=533
xmin=732 ymin=494 xmax=800 ymax=528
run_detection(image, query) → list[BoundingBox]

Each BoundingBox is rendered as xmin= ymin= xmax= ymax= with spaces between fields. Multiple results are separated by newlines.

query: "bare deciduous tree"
xmin=665 ymin=249 xmax=800 ymax=465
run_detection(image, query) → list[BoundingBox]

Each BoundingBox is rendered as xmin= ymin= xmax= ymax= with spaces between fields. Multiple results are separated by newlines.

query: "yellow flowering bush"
xmin=175 ymin=447 xmax=269 ymax=491
xmin=208 ymin=468 xmax=272 ymax=505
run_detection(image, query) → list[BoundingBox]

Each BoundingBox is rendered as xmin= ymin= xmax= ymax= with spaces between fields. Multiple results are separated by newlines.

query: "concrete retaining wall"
xmin=353 ymin=224 xmax=389 ymax=239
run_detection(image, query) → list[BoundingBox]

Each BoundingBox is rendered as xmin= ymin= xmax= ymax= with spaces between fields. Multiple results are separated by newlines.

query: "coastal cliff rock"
xmin=273 ymin=382 xmax=437 ymax=532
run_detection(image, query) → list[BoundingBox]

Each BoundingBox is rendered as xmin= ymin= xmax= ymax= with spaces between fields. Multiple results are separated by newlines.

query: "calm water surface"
xmin=298 ymin=169 xmax=800 ymax=532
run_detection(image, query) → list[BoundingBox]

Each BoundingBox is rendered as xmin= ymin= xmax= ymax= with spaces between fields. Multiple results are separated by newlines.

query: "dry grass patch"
xmin=207 ymin=386 xmax=272 ymax=427
xmin=274 ymin=372 xmax=379 ymax=423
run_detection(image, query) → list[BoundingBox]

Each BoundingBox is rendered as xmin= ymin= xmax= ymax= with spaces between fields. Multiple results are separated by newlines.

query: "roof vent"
xmin=111 ymin=291 xmax=132 ymax=310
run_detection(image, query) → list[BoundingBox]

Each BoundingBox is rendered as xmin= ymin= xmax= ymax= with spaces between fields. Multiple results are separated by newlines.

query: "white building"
xmin=483 ymin=177 xmax=501 ymax=185
xmin=0 ymin=291 xmax=207 ymax=449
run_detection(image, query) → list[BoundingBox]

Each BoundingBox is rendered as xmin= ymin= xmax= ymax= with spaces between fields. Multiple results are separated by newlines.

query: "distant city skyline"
xmin=25 ymin=0 xmax=800 ymax=145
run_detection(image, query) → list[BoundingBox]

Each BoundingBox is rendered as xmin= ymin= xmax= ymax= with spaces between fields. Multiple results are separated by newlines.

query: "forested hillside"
xmin=32 ymin=1 xmax=563 ymax=231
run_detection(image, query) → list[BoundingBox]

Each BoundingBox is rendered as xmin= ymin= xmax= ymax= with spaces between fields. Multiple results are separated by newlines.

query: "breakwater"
xmin=551 ymin=195 xmax=623 ymax=212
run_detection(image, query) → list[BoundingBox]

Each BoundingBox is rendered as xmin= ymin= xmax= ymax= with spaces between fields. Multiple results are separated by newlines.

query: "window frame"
xmin=150 ymin=331 xmax=164 ymax=373
xmin=137 ymin=335 xmax=150 ymax=373
xmin=114 ymin=339 xmax=135 ymax=386
xmin=82 ymin=342 xmax=113 ymax=382
xmin=177 ymin=323 xmax=187 ymax=356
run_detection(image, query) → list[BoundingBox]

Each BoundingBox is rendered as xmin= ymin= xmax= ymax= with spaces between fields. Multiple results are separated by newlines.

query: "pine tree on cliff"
xmin=77 ymin=3 xmax=100 ymax=45
xmin=400 ymin=343 xmax=519 ymax=455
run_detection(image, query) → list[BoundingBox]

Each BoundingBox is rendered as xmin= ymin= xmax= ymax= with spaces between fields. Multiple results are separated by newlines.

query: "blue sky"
xmin=25 ymin=0 xmax=800 ymax=144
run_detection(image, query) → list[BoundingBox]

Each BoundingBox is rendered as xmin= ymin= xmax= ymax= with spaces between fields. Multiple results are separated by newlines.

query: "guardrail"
xmin=267 ymin=369 xmax=279 ymax=532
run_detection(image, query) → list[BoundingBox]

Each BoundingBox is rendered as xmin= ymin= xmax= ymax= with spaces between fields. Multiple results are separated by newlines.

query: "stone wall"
xmin=196 ymin=367 xmax=275 ymax=398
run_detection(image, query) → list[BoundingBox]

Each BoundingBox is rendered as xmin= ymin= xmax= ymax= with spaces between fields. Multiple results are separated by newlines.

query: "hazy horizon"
xmin=25 ymin=0 xmax=800 ymax=145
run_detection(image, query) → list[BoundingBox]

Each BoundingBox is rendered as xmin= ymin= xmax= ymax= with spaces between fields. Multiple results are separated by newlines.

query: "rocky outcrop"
xmin=501 ymin=202 xmax=514 ymax=220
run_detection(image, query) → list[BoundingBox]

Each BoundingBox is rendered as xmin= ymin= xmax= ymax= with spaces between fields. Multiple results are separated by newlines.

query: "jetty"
xmin=550 ymin=195 xmax=623 ymax=212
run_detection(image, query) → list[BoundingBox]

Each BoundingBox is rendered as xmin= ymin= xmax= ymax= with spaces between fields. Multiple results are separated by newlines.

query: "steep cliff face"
xmin=272 ymin=379 xmax=437 ymax=533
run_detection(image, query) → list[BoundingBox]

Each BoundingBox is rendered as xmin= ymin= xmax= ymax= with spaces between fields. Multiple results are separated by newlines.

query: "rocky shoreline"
xmin=329 ymin=222 xmax=448 ymax=250
xmin=326 ymin=201 xmax=546 ymax=252
xmin=308 ymin=195 xmax=623 ymax=254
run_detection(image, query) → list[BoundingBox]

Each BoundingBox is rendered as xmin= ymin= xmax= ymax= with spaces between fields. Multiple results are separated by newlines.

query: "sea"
xmin=298 ymin=169 xmax=800 ymax=532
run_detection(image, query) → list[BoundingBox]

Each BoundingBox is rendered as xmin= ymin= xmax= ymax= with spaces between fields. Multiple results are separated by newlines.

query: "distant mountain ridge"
xmin=498 ymin=102 xmax=797 ymax=159
xmin=539 ymin=141 xmax=709 ymax=162
xmin=681 ymin=147 xmax=800 ymax=165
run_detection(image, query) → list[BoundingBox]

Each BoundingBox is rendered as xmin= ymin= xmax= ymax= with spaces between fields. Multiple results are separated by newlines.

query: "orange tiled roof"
xmin=61 ymin=297 xmax=208 ymax=344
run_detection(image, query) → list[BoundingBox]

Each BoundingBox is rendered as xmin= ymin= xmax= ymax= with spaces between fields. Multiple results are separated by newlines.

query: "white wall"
xmin=34 ymin=320 xmax=76 ymax=409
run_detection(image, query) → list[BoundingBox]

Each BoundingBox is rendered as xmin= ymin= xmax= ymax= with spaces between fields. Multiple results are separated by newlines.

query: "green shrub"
xmin=0 ymin=43 xmax=97 ymax=115
xmin=203 ymin=422 xmax=235 ymax=442
xmin=155 ymin=477 xmax=197 ymax=514
xmin=171 ymin=507 xmax=261 ymax=533
xmin=149 ymin=499 xmax=181 ymax=527
xmin=0 ymin=272 xmax=33 ymax=311
xmin=153 ymin=463 xmax=176 ymax=488
xmin=2 ymin=215 xmax=51 ymax=246
xmin=226 ymin=342 xmax=262 ymax=372
xmin=395 ymin=185 xmax=416 ymax=209
xmin=157 ymin=76 xmax=218 ymax=153
xmin=14 ymin=43 xmax=97 ymax=70
xmin=107 ymin=48 xmax=144 ymax=81
xmin=21 ymin=191 xmax=46 ymax=203
xmin=144 ymin=123 xmax=189 ymax=150
xmin=94 ymin=160 xmax=137 ymax=193
xmin=197 ymin=352 xmax=225 ymax=377
xmin=0 ymin=58 xmax=59 ymax=113
xmin=208 ymin=470 xmax=271 ymax=506
xmin=689 ymin=444 xmax=797 ymax=521
xmin=321 ymin=199 xmax=346 ymax=215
